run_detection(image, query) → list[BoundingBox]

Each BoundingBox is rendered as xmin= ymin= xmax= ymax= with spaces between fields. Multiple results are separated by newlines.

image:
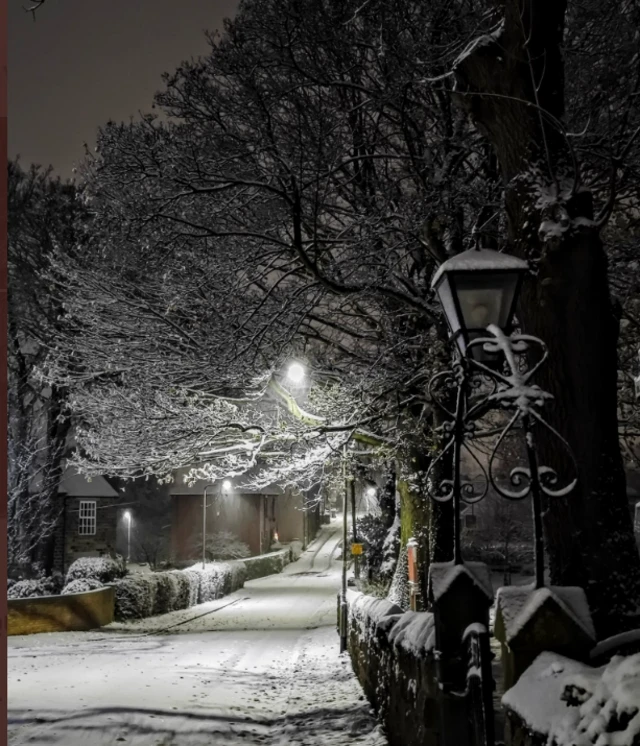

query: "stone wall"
xmin=347 ymin=592 xmax=441 ymax=746
xmin=8 ymin=586 xmax=115 ymax=635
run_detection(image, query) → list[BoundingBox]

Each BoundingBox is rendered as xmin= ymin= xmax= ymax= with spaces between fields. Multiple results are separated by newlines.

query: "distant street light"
xmin=202 ymin=484 xmax=216 ymax=569
xmin=286 ymin=361 xmax=305 ymax=384
xmin=123 ymin=511 xmax=132 ymax=562
xmin=366 ymin=487 xmax=376 ymax=498
xmin=222 ymin=479 xmax=232 ymax=492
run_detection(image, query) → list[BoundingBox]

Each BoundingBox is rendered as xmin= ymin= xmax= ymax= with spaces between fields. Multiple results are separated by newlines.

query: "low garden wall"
xmin=347 ymin=590 xmax=441 ymax=746
xmin=8 ymin=586 xmax=115 ymax=635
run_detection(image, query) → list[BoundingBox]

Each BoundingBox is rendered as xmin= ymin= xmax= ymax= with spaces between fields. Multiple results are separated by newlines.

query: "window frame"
xmin=78 ymin=500 xmax=97 ymax=536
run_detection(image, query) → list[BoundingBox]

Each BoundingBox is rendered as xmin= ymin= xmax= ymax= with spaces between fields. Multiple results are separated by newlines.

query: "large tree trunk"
xmin=454 ymin=0 xmax=640 ymax=637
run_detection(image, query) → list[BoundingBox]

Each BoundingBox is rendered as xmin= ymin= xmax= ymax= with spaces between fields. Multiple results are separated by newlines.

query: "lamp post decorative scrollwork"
xmin=427 ymin=248 xmax=578 ymax=588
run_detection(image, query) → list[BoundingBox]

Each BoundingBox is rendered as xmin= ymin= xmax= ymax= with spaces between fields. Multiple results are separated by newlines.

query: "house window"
xmin=78 ymin=500 xmax=97 ymax=536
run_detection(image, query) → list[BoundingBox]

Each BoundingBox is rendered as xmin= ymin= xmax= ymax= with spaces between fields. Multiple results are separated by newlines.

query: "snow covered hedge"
xmin=61 ymin=578 xmax=105 ymax=595
xmin=113 ymin=562 xmax=247 ymax=620
xmin=8 ymin=575 xmax=64 ymax=599
xmin=65 ymin=556 xmax=126 ymax=585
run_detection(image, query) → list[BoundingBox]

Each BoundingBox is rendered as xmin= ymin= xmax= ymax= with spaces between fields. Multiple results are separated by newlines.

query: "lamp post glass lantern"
xmin=431 ymin=248 xmax=528 ymax=361
xmin=426 ymin=247 xmax=577 ymax=586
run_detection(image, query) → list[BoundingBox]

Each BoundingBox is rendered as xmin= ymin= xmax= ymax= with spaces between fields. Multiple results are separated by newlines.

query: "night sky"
xmin=8 ymin=0 xmax=239 ymax=178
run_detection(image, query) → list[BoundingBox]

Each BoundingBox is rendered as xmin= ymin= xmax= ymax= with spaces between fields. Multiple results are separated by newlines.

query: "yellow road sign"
xmin=351 ymin=543 xmax=364 ymax=556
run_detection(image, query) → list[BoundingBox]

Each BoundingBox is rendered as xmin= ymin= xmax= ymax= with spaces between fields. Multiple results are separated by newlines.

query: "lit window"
xmin=78 ymin=500 xmax=97 ymax=536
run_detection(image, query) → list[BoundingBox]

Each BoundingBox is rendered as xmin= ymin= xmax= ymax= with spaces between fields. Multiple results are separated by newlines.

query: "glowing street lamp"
xmin=123 ymin=510 xmax=132 ymax=562
xmin=222 ymin=479 xmax=232 ymax=492
xmin=286 ymin=361 xmax=305 ymax=384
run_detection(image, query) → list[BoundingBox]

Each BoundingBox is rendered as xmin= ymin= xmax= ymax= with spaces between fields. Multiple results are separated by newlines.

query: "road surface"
xmin=8 ymin=522 xmax=386 ymax=746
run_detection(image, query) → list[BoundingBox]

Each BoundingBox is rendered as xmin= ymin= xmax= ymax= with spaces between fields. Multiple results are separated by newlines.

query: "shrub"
xmin=184 ymin=561 xmax=247 ymax=603
xmin=356 ymin=514 xmax=389 ymax=576
xmin=7 ymin=578 xmax=16 ymax=589
xmin=168 ymin=571 xmax=192 ymax=610
xmin=190 ymin=530 xmax=251 ymax=561
xmin=61 ymin=578 xmax=104 ymax=595
xmin=182 ymin=570 xmax=200 ymax=607
xmin=114 ymin=575 xmax=158 ymax=620
xmin=65 ymin=556 xmax=126 ymax=585
xmin=7 ymin=573 xmax=64 ymax=599
xmin=152 ymin=572 xmax=181 ymax=616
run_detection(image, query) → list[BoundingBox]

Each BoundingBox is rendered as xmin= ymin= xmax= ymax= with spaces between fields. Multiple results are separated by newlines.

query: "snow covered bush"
xmin=185 ymin=561 xmax=247 ymax=603
xmin=7 ymin=573 xmax=63 ymax=599
xmin=356 ymin=513 xmax=388 ymax=579
xmin=182 ymin=569 xmax=200 ymax=607
xmin=61 ymin=578 xmax=104 ymax=595
xmin=114 ymin=575 xmax=158 ymax=620
xmin=152 ymin=572 xmax=182 ymax=616
xmin=7 ymin=578 xmax=16 ymax=589
xmin=190 ymin=530 xmax=251 ymax=561
xmin=65 ymin=556 xmax=126 ymax=585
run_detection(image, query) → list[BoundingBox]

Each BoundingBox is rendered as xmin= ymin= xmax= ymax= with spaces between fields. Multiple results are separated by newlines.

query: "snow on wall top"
xmin=347 ymin=590 xmax=402 ymax=627
xmin=431 ymin=248 xmax=528 ymax=287
xmin=388 ymin=611 xmax=436 ymax=656
xmin=502 ymin=651 xmax=598 ymax=737
xmin=429 ymin=561 xmax=494 ymax=603
xmin=496 ymin=585 xmax=595 ymax=643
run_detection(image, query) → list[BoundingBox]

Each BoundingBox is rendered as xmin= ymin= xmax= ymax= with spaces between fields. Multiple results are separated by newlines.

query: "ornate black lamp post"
xmin=427 ymin=248 xmax=577 ymax=588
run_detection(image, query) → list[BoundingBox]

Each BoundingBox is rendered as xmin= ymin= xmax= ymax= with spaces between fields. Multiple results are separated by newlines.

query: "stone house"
xmin=52 ymin=464 xmax=121 ymax=574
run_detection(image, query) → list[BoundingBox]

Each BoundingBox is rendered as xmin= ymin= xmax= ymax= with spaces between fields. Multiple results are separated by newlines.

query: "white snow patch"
xmin=496 ymin=585 xmax=595 ymax=643
xmin=387 ymin=611 xmax=435 ymax=656
xmin=502 ymin=651 xmax=596 ymax=736
xmin=429 ymin=561 xmax=494 ymax=602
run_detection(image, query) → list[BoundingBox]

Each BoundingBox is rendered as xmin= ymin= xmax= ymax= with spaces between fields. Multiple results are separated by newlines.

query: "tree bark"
xmin=454 ymin=0 xmax=640 ymax=636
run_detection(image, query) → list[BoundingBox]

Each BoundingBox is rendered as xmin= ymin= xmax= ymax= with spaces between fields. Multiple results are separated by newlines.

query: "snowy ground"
xmin=8 ymin=522 xmax=387 ymax=746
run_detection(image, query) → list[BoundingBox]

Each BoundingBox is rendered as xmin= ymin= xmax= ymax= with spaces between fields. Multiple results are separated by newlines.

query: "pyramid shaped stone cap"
xmin=429 ymin=561 xmax=494 ymax=603
xmin=495 ymin=585 xmax=595 ymax=646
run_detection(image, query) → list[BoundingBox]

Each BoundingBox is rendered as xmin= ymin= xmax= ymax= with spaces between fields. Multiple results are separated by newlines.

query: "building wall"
xmin=62 ymin=497 xmax=120 ymax=571
xmin=274 ymin=492 xmax=304 ymax=543
xmin=171 ymin=493 xmax=265 ymax=561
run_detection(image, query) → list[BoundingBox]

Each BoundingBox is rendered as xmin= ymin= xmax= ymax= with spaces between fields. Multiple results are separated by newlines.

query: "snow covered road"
xmin=8 ymin=523 xmax=386 ymax=746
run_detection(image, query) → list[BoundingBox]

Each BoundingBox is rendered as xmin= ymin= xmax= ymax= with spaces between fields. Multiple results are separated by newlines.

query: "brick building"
xmin=169 ymin=468 xmax=321 ymax=563
xmin=52 ymin=465 xmax=121 ymax=574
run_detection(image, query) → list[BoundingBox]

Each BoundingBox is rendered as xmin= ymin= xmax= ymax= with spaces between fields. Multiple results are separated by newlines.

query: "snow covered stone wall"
xmin=347 ymin=590 xmax=440 ymax=746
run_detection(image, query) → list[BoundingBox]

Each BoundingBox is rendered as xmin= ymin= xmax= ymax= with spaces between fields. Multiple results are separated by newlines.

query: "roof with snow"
xmin=431 ymin=248 xmax=529 ymax=287
xmin=429 ymin=561 xmax=494 ymax=603
xmin=496 ymin=585 xmax=595 ymax=644
xmin=58 ymin=465 xmax=119 ymax=498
